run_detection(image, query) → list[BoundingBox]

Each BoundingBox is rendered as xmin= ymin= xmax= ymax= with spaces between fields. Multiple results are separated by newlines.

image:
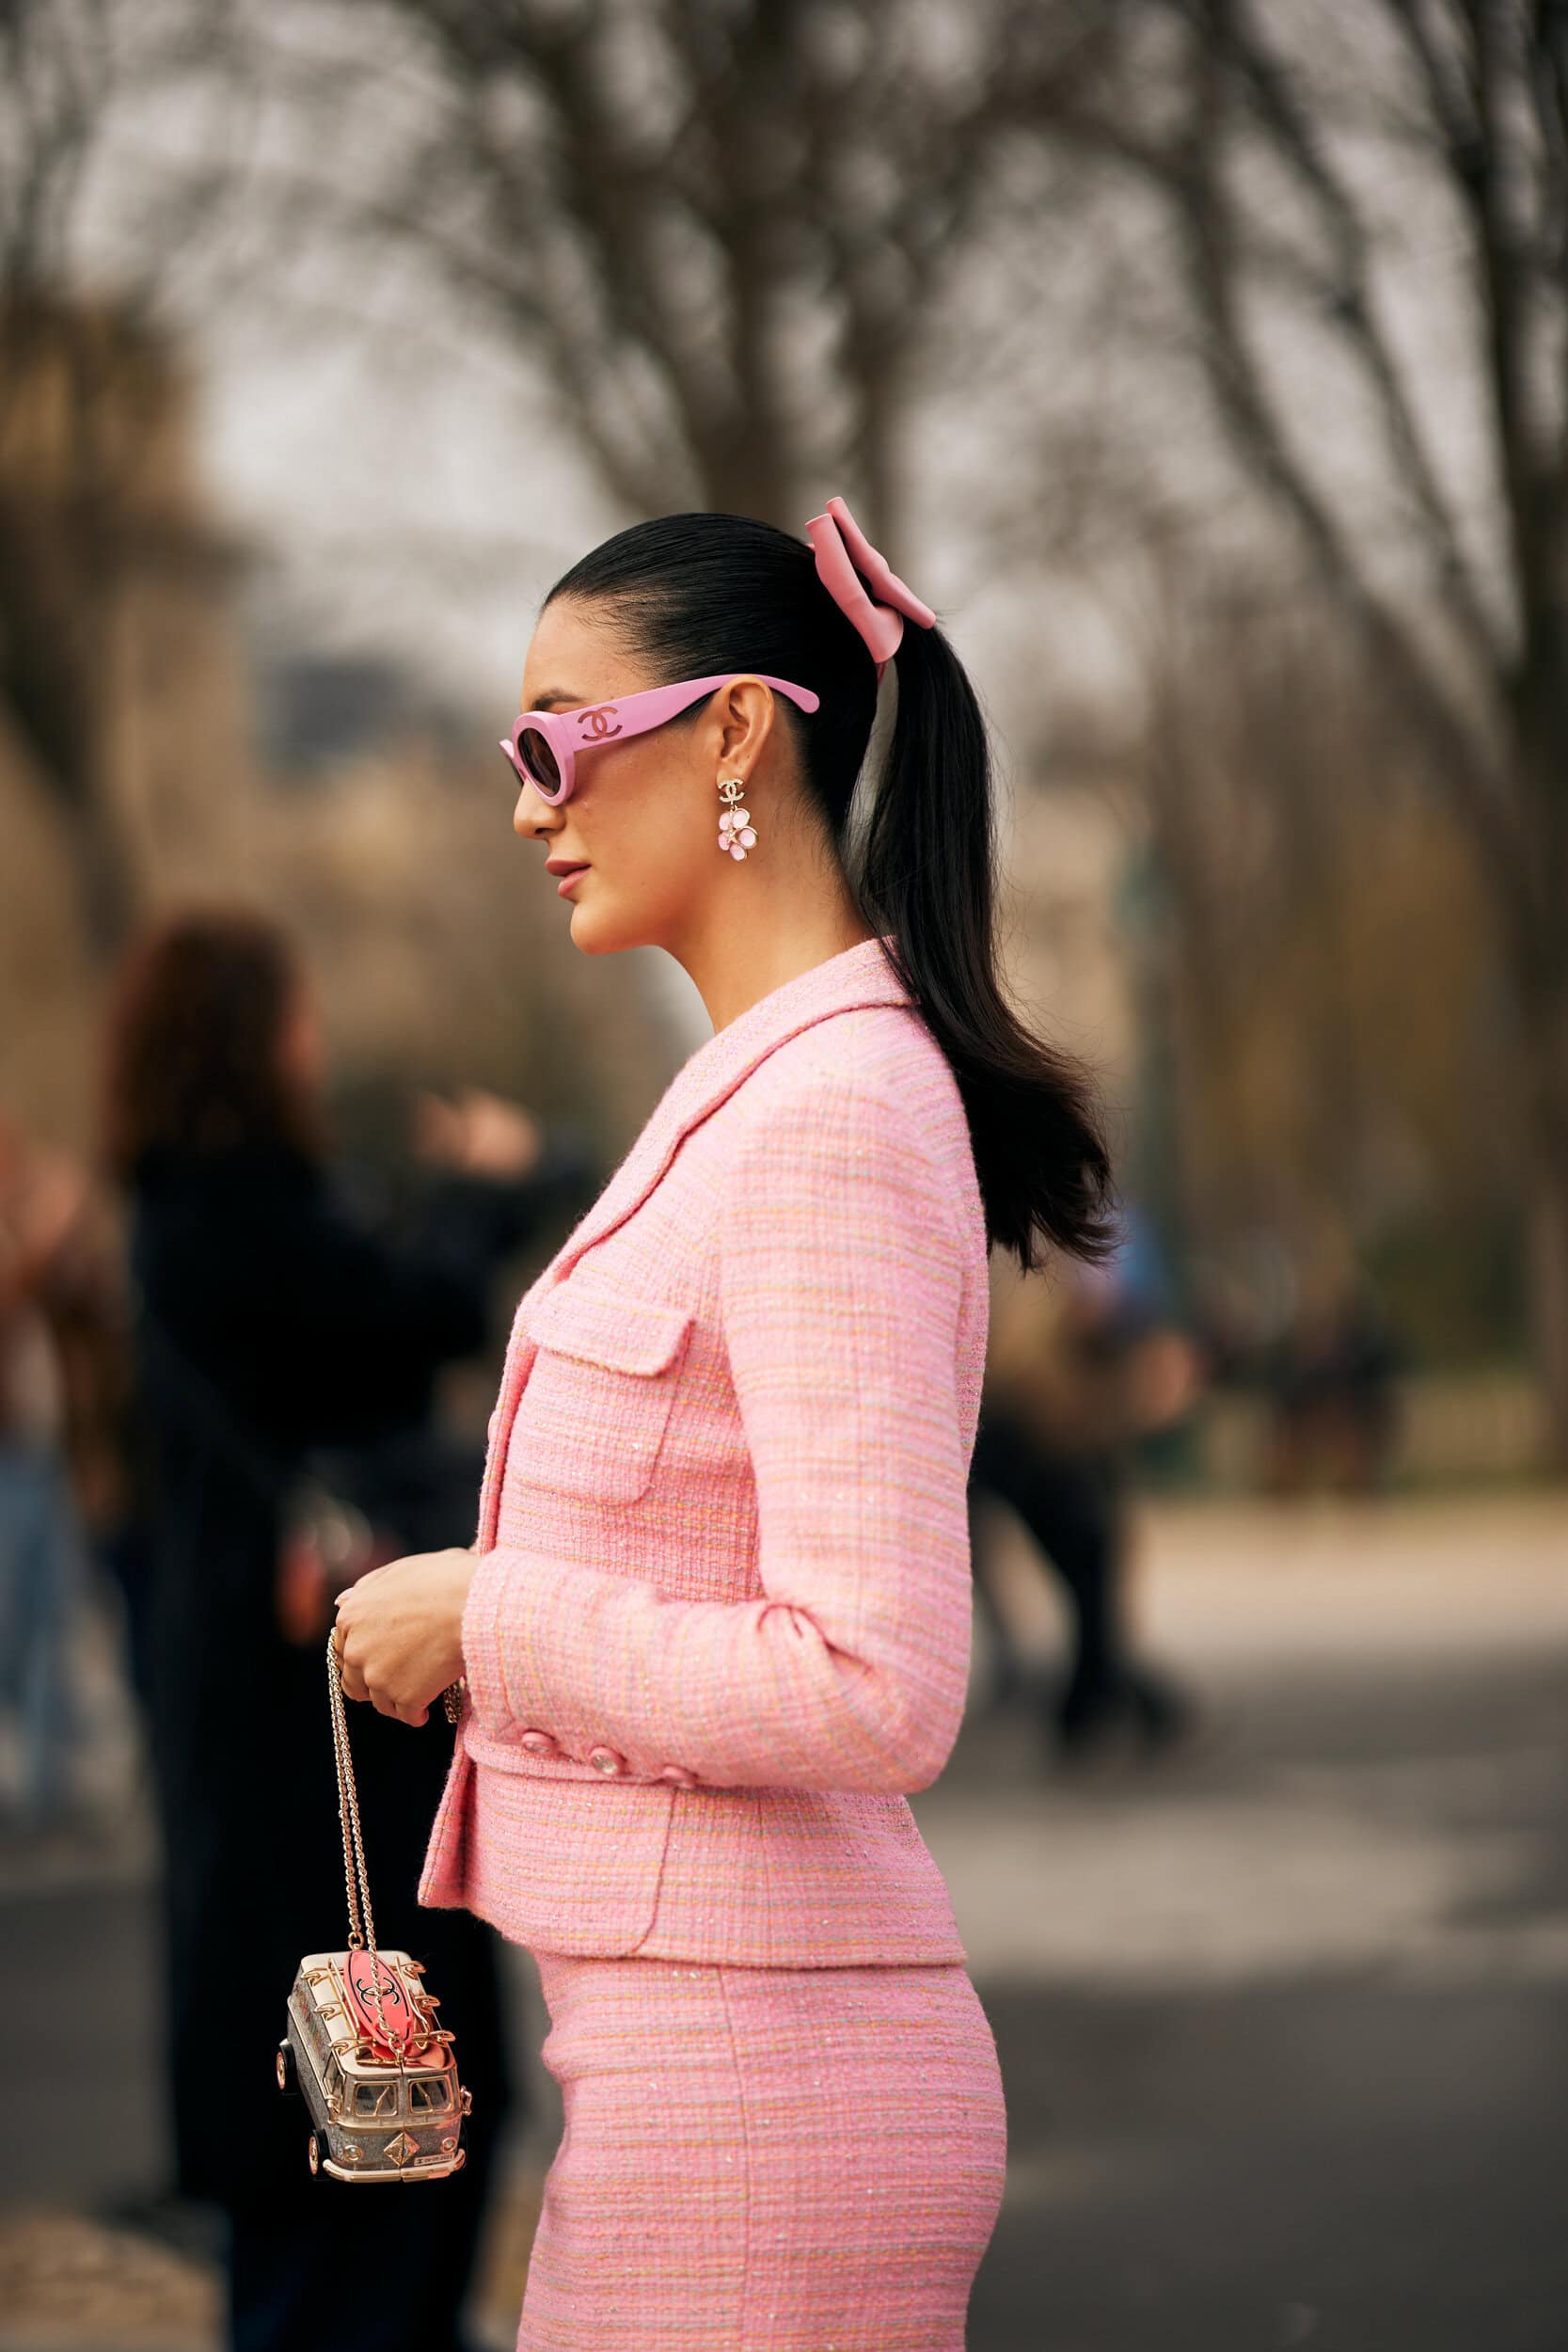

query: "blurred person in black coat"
xmin=104 ymin=909 xmax=589 ymax=2352
xmin=971 ymin=1208 xmax=1201 ymax=1764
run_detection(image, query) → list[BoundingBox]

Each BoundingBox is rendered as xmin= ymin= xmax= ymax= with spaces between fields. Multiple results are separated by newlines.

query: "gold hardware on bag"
xmin=273 ymin=1639 xmax=470 ymax=2184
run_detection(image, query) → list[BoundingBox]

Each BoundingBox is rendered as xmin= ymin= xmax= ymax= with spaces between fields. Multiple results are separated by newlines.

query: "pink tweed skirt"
xmin=515 ymin=1949 xmax=1007 ymax=2351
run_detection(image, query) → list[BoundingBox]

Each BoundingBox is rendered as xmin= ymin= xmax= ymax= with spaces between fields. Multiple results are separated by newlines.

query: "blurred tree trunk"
xmin=0 ymin=293 xmax=237 ymax=961
xmin=0 ymin=2 xmax=235 ymax=962
xmin=1059 ymin=0 xmax=1568 ymax=1464
xmin=0 ymin=301 xmax=143 ymax=961
xmin=1133 ymin=576 xmax=1515 ymax=1373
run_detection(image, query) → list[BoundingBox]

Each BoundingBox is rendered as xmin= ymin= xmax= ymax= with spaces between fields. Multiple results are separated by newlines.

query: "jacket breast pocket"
xmin=509 ymin=1280 xmax=694 ymax=1507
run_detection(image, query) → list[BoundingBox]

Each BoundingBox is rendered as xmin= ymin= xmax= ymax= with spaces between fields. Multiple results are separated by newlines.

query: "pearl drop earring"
xmin=717 ymin=778 xmax=757 ymax=860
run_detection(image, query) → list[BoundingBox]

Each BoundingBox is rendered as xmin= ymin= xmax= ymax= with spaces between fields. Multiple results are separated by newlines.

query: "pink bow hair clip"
xmin=805 ymin=494 xmax=936 ymax=681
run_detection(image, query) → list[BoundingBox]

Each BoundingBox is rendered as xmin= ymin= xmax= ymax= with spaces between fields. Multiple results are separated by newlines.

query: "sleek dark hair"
xmin=103 ymin=909 xmax=325 ymax=1183
xmin=546 ymin=511 xmax=1117 ymax=1273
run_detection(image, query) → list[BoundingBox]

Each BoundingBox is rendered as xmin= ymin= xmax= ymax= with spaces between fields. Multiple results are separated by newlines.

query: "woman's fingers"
xmin=364 ymin=1681 xmax=429 ymax=1726
xmin=341 ymin=1626 xmax=431 ymax=1724
xmin=335 ymin=1615 xmax=373 ymax=1705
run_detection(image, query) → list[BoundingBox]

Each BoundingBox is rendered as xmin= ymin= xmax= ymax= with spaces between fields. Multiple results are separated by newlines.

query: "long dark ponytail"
xmin=546 ymin=511 xmax=1117 ymax=1273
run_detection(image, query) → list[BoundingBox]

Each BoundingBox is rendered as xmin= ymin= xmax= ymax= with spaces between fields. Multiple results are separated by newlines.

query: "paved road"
xmin=3 ymin=1495 xmax=1565 ymax=2350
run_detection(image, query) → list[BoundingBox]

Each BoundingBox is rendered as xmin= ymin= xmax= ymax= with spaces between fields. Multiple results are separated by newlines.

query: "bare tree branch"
xmin=1213 ymin=0 xmax=1505 ymax=669
xmin=231 ymin=0 xmax=1114 ymax=543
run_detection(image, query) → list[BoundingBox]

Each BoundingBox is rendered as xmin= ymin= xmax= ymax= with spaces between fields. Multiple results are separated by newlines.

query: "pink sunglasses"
xmin=499 ymin=673 xmax=821 ymax=805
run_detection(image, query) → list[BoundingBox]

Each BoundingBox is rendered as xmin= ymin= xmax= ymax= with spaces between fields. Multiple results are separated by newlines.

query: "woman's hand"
xmin=412 ymin=1088 xmax=543 ymax=1181
xmin=332 ymin=1548 xmax=477 ymax=1725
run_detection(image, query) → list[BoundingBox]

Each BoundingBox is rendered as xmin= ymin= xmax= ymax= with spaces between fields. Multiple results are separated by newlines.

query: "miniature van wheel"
xmin=308 ymin=2133 xmax=321 ymax=2176
xmin=276 ymin=2042 xmax=297 ymax=2095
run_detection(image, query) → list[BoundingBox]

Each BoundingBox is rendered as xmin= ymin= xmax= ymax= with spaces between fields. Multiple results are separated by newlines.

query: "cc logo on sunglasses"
xmin=577 ymin=704 xmax=623 ymax=741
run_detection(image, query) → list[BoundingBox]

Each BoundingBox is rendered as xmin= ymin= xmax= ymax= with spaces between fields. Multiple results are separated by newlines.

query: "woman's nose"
xmin=514 ymin=784 xmax=556 ymax=838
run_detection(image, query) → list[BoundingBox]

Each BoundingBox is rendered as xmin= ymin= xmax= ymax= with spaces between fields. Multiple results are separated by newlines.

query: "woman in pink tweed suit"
xmin=334 ymin=498 xmax=1115 ymax=2349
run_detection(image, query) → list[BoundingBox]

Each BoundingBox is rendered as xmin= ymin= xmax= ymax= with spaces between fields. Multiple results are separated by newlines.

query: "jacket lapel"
xmin=472 ymin=934 xmax=911 ymax=1547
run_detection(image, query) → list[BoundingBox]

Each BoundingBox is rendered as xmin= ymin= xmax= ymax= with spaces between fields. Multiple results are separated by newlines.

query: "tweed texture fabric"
xmin=419 ymin=934 xmax=990 ymax=1964
xmin=515 ymin=1948 xmax=1007 ymax=2350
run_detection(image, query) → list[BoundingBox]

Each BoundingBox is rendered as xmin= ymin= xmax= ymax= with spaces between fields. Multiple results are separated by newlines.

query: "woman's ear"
xmin=713 ymin=675 xmax=777 ymax=780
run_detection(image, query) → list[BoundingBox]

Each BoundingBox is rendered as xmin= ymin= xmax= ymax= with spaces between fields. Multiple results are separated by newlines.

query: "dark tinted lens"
xmin=517 ymin=724 xmax=562 ymax=795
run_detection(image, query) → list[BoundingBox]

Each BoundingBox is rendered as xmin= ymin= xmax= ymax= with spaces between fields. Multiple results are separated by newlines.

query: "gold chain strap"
xmin=325 ymin=1634 xmax=395 ymax=2058
xmin=325 ymin=1639 xmax=465 ymax=2065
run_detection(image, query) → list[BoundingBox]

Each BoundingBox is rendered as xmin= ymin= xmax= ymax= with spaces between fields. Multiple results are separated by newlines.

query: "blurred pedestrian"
xmin=104 ymin=909 xmax=576 ymax=2352
xmin=1263 ymin=1267 xmax=1405 ymax=1497
xmin=974 ymin=1208 xmax=1202 ymax=1763
xmin=0 ymin=1115 xmax=95 ymax=1827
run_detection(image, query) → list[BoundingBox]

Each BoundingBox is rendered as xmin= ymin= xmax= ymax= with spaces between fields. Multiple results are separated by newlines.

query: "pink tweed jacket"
xmin=418 ymin=933 xmax=990 ymax=1966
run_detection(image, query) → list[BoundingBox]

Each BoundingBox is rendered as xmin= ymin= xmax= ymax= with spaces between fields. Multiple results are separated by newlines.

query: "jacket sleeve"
xmin=460 ymin=1073 xmax=976 ymax=1795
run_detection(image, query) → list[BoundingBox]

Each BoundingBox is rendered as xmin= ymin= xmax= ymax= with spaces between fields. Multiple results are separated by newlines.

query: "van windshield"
xmin=408 ymin=2076 xmax=452 ymax=2114
xmin=352 ymin=2081 xmax=399 ymax=2118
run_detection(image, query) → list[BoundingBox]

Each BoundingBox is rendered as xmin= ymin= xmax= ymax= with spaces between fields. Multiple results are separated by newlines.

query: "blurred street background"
xmin=2 ymin=4 xmax=1566 ymax=2348
xmin=7 ymin=1496 xmax=1567 ymax=2351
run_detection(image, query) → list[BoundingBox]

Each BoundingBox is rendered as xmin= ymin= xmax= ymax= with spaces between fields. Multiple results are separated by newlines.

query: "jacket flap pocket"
xmin=520 ymin=1281 xmax=694 ymax=1376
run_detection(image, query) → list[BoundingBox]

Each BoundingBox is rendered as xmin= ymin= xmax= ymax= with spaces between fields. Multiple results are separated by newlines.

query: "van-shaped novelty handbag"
xmin=276 ymin=1638 xmax=471 ymax=2182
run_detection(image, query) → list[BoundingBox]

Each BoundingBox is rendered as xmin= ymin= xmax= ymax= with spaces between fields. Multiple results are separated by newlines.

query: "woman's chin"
xmin=561 ymin=897 xmax=623 ymax=955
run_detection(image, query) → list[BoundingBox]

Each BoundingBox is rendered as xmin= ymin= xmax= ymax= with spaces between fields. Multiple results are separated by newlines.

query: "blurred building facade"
xmin=0 ymin=297 xmax=681 ymax=1173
